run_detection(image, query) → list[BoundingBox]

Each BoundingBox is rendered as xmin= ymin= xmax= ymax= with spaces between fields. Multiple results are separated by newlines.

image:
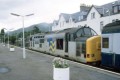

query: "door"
xmin=101 ymin=34 xmax=113 ymax=67
xmin=112 ymin=33 xmax=120 ymax=68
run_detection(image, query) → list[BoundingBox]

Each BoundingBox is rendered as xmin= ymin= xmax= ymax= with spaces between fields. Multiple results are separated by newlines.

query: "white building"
xmin=52 ymin=0 xmax=120 ymax=34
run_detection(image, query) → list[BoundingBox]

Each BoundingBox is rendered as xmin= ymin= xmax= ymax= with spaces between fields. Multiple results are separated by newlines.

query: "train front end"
xmin=86 ymin=36 xmax=101 ymax=65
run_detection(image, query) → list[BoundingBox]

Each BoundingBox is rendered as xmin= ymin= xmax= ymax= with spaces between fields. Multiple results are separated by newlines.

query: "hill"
xmin=11 ymin=22 xmax=52 ymax=35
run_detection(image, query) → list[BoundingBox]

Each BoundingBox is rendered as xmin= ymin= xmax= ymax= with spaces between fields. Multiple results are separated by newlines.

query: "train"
xmin=28 ymin=20 xmax=120 ymax=69
xmin=29 ymin=26 xmax=101 ymax=65
xmin=101 ymin=20 xmax=120 ymax=69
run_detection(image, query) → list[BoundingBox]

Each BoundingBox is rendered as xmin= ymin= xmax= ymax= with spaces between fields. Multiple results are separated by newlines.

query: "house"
xmin=52 ymin=0 xmax=120 ymax=34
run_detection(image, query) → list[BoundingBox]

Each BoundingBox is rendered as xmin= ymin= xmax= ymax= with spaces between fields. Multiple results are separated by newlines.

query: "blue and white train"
xmin=102 ymin=20 xmax=120 ymax=69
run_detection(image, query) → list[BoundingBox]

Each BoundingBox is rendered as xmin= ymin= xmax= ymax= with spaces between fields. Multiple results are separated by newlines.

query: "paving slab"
xmin=0 ymin=44 xmax=120 ymax=80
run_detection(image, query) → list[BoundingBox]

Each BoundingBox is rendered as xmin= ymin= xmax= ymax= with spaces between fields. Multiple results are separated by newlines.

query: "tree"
xmin=1 ymin=29 xmax=5 ymax=43
xmin=1 ymin=29 xmax=5 ymax=35
xmin=32 ymin=26 xmax=40 ymax=34
xmin=10 ymin=35 xmax=16 ymax=45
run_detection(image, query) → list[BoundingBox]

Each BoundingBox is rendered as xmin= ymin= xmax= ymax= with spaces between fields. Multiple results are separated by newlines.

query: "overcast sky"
xmin=0 ymin=0 xmax=117 ymax=31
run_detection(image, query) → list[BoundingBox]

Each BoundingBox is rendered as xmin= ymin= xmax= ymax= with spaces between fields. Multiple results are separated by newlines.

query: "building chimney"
xmin=80 ymin=4 xmax=91 ymax=11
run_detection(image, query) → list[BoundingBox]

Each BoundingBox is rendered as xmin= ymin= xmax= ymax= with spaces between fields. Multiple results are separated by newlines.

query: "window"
xmin=56 ymin=39 xmax=63 ymax=50
xmin=113 ymin=6 xmax=118 ymax=13
xmin=40 ymin=39 xmax=44 ymax=43
xmin=100 ymin=21 xmax=104 ymax=31
xmin=102 ymin=38 xmax=109 ymax=48
xmin=76 ymin=42 xmax=86 ymax=58
xmin=70 ymin=34 xmax=74 ymax=41
xmin=79 ymin=16 xmax=83 ymax=20
xmin=119 ymin=6 xmax=120 ymax=11
xmin=35 ymin=41 xmax=39 ymax=44
xmin=91 ymin=12 xmax=95 ymax=19
xmin=91 ymin=29 xmax=97 ymax=36
xmin=76 ymin=29 xmax=84 ymax=37
xmin=84 ymin=28 xmax=92 ymax=36
xmin=65 ymin=33 xmax=70 ymax=41
xmin=112 ymin=19 xmax=116 ymax=22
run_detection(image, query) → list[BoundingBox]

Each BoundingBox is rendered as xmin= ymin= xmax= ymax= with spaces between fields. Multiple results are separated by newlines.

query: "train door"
xmin=76 ymin=42 xmax=86 ymax=63
xmin=65 ymin=33 xmax=70 ymax=52
xmin=101 ymin=34 xmax=113 ymax=67
xmin=112 ymin=33 xmax=120 ymax=68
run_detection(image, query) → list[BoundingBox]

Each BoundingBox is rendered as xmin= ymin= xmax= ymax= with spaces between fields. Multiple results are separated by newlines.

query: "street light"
xmin=11 ymin=13 xmax=34 ymax=59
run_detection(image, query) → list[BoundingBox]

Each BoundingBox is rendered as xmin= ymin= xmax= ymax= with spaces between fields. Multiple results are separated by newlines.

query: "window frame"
xmin=91 ymin=12 xmax=95 ymax=19
xmin=102 ymin=38 xmax=109 ymax=48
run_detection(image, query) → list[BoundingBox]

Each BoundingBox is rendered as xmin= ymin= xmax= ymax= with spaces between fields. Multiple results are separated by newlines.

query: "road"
xmin=0 ymin=44 xmax=120 ymax=80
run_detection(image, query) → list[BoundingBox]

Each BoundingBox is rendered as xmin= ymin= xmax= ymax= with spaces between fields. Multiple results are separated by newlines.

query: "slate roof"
xmin=102 ymin=20 xmax=120 ymax=33
xmin=53 ymin=20 xmax=58 ymax=25
xmin=95 ymin=0 xmax=120 ymax=16
xmin=55 ymin=0 xmax=120 ymax=25
xmin=71 ymin=11 xmax=88 ymax=22
xmin=59 ymin=13 xmax=70 ymax=22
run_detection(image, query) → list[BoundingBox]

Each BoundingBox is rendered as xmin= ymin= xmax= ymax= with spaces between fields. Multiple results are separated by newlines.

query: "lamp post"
xmin=11 ymin=13 xmax=34 ymax=59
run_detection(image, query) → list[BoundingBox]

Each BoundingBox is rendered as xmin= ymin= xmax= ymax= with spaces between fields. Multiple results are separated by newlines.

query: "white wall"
xmin=52 ymin=7 xmax=120 ymax=35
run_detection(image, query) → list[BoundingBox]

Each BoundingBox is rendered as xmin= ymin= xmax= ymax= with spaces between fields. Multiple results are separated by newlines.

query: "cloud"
xmin=0 ymin=0 xmax=33 ymax=20
xmin=0 ymin=0 xmax=116 ymax=30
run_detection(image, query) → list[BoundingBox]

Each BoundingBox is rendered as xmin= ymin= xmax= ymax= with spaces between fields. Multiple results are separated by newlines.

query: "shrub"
xmin=53 ymin=57 xmax=69 ymax=68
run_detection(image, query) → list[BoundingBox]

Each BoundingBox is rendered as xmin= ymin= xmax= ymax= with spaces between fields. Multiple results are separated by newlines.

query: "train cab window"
xmin=76 ymin=29 xmax=84 ymax=37
xmin=102 ymin=38 xmax=109 ymax=48
xmin=84 ymin=28 xmax=92 ymax=36
xmin=91 ymin=29 xmax=97 ymax=36
xmin=56 ymin=39 xmax=63 ymax=50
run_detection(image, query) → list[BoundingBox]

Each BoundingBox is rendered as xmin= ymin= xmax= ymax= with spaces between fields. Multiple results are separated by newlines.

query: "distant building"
xmin=52 ymin=0 xmax=120 ymax=34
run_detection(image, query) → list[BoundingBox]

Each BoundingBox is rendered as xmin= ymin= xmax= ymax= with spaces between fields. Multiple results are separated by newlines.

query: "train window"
xmin=76 ymin=29 xmax=84 ymax=37
xmin=65 ymin=33 xmax=70 ymax=41
xmin=35 ymin=41 xmax=39 ymax=44
xmin=40 ymin=39 xmax=44 ymax=43
xmin=84 ymin=28 xmax=92 ymax=36
xmin=76 ymin=43 xmax=81 ymax=56
xmin=70 ymin=34 xmax=74 ymax=41
xmin=91 ymin=29 xmax=97 ymax=36
xmin=82 ymin=43 xmax=86 ymax=54
xmin=102 ymin=38 xmax=109 ymax=48
xmin=56 ymin=39 xmax=63 ymax=50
